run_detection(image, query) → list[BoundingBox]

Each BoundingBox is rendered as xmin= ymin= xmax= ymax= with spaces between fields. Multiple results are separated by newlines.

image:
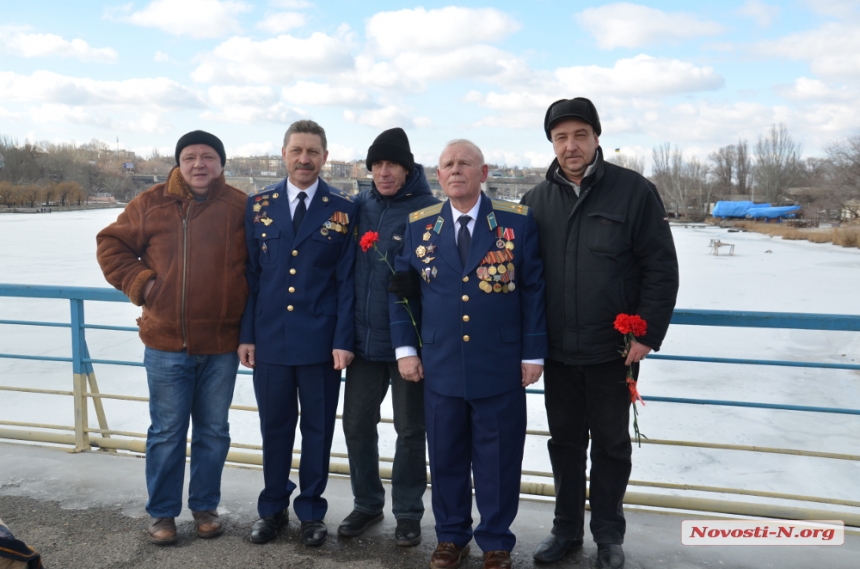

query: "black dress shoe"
xmin=596 ymin=543 xmax=624 ymax=569
xmin=301 ymin=520 xmax=328 ymax=546
xmin=394 ymin=518 xmax=421 ymax=547
xmin=250 ymin=509 xmax=287 ymax=544
xmin=533 ymin=534 xmax=583 ymax=563
xmin=337 ymin=510 xmax=384 ymax=537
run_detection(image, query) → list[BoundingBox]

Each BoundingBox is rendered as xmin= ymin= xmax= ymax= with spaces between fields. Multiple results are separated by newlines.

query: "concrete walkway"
xmin=0 ymin=442 xmax=856 ymax=569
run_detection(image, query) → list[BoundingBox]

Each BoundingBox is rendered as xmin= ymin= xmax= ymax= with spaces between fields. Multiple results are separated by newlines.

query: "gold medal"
xmin=502 ymin=284 xmax=509 ymax=293
xmin=262 ymin=200 xmax=270 ymax=207
xmin=497 ymin=264 xmax=506 ymax=274
xmin=423 ymin=231 xmax=432 ymax=241
xmin=253 ymin=203 xmax=262 ymax=212
xmin=273 ymin=193 xmax=279 ymax=199
xmin=507 ymin=262 xmax=514 ymax=271
xmin=422 ymin=256 xmax=435 ymax=264
xmin=488 ymin=266 xmax=497 ymax=276
xmin=416 ymin=245 xmax=426 ymax=258
xmin=262 ymin=218 xmax=272 ymax=226
xmin=480 ymin=281 xmax=492 ymax=293
xmin=321 ymin=228 xmax=329 ymax=236
xmin=493 ymin=283 xmax=502 ymax=293
xmin=505 ymin=241 xmax=514 ymax=250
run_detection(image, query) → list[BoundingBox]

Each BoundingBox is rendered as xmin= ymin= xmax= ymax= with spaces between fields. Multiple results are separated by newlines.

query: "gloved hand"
xmin=388 ymin=270 xmax=422 ymax=299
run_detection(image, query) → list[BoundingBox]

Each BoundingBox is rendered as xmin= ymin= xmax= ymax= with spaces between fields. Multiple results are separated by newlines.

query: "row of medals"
xmin=478 ymin=239 xmax=516 ymax=293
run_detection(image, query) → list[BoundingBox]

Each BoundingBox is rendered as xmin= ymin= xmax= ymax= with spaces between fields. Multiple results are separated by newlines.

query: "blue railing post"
xmin=69 ymin=298 xmax=90 ymax=451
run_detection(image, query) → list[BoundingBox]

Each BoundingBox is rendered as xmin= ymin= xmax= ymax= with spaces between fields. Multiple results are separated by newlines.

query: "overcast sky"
xmin=2 ymin=0 xmax=859 ymax=170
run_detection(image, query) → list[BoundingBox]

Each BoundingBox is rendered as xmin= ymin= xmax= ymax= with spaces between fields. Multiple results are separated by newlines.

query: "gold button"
xmin=292 ymin=250 xmax=298 ymax=256
xmin=290 ymin=268 xmax=296 ymax=275
xmin=288 ymin=287 xmax=295 ymax=293
xmin=262 ymin=233 xmax=267 ymax=237
xmin=462 ymin=315 xmax=470 ymax=322
xmin=462 ymin=276 xmax=469 ymax=282
xmin=463 ymin=335 xmax=470 ymax=342
xmin=462 ymin=295 xmax=469 ymax=302
xmin=287 ymin=305 xmax=294 ymax=311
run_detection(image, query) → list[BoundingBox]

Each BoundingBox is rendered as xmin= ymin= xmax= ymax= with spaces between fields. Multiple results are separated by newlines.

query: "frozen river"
xmin=1 ymin=209 xmax=859 ymax=517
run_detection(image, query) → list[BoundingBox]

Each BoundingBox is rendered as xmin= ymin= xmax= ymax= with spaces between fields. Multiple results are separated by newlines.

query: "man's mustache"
xmin=294 ymin=163 xmax=315 ymax=171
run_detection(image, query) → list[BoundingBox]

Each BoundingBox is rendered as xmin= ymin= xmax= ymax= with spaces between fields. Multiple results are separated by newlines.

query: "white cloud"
xmin=270 ymin=0 xmax=312 ymax=8
xmin=555 ymin=55 xmax=724 ymax=97
xmin=257 ymin=11 xmax=305 ymax=34
xmin=281 ymin=81 xmax=373 ymax=106
xmin=776 ymin=77 xmax=856 ymax=101
xmin=575 ymin=3 xmax=724 ymax=49
xmin=802 ymin=0 xmax=860 ymax=18
xmin=231 ymin=140 xmax=282 ymax=157
xmin=483 ymin=149 xmax=556 ymax=169
xmin=0 ymin=106 xmax=19 ymax=119
xmin=343 ymin=105 xmax=429 ymax=130
xmin=191 ymin=32 xmax=353 ymax=84
xmin=154 ymin=50 xmax=171 ymax=62
xmin=0 ymin=27 xmax=117 ymax=61
xmin=366 ymin=7 xmax=520 ymax=58
xmin=391 ymin=45 xmax=523 ymax=83
xmin=738 ymin=1 xmax=779 ymax=27
xmin=203 ymin=85 xmax=299 ymax=123
xmin=109 ymin=0 xmax=252 ymax=39
xmin=0 ymin=71 xmax=204 ymax=110
xmin=28 ymin=104 xmax=171 ymax=134
xmin=327 ymin=142 xmax=360 ymax=162
xmin=753 ymin=23 xmax=860 ymax=79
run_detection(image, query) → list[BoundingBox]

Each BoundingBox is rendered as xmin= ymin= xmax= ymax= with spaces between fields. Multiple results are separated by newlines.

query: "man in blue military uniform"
xmin=390 ymin=140 xmax=548 ymax=569
xmin=238 ymin=120 xmax=358 ymax=547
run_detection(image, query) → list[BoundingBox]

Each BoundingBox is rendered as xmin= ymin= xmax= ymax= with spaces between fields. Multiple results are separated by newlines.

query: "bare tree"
xmin=826 ymin=135 xmax=860 ymax=220
xmin=753 ymin=123 xmax=801 ymax=202
xmin=651 ymin=143 xmax=711 ymax=217
xmin=607 ymin=152 xmax=645 ymax=174
xmin=709 ymin=144 xmax=736 ymax=197
xmin=736 ymin=139 xmax=752 ymax=196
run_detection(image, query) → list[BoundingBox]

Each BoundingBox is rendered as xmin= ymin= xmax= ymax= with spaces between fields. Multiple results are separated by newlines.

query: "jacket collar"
xmin=369 ymin=163 xmax=433 ymax=203
xmin=164 ymin=166 xmax=227 ymax=201
xmin=545 ymin=146 xmax=605 ymax=190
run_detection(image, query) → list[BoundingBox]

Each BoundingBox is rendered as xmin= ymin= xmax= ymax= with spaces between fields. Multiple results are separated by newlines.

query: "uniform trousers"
xmin=253 ymin=361 xmax=341 ymax=521
xmin=544 ymin=358 xmax=634 ymax=544
xmin=342 ymin=356 xmax=427 ymax=519
xmin=425 ymin=387 xmax=526 ymax=553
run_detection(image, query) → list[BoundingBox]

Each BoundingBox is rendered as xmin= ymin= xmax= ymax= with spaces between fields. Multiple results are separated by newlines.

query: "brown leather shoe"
xmin=430 ymin=542 xmax=470 ymax=569
xmin=147 ymin=517 xmax=177 ymax=545
xmin=192 ymin=510 xmax=225 ymax=538
xmin=483 ymin=550 xmax=512 ymax=569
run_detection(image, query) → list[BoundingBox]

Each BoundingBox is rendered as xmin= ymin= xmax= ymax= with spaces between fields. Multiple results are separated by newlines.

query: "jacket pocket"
xmin=585 ymin=212 xmax=627 ymax=255
xmin=311 ymin=229 xmax=345 ymax=266
xmin=254 ymin=225 xmax=280 ymax=264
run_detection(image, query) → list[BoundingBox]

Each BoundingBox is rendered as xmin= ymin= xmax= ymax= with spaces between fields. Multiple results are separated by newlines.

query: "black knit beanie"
xmin=544 ymin=98 xmax=602 ymax=140
xmin=365 ymin=127 xmax=414 ymax=172
xmin=175 ymin=130 xmax=227 ymax=166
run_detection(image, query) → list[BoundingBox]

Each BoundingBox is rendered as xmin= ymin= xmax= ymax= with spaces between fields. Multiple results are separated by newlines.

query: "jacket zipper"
xmin=181 ymin=203 xmax=192 ymax=348
xmin=364 ymin=199 xmax=390 ymax=352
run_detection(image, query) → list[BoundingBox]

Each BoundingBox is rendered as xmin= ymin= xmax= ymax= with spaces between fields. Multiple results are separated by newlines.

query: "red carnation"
xmin=614 ymin=314 xmax=647 ymax=337
xmin=615 ymin=313 xmax=649 ymax=446
xmin=359 ymin=231 xmax=380 ymax=252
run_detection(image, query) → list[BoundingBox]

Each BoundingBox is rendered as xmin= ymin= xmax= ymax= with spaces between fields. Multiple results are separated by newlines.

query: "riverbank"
xmin=719 ymin=219 xmax=860 ymax=248
xmin=0 ymin=203 xmax=125 ymax=214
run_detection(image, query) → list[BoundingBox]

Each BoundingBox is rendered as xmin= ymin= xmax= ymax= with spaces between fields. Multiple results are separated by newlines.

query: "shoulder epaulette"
xmin=410 ymin=202 xmax=444 ymax=222
xmin=329 ymin=187 xmax=355 ymax=202
xmin=491 ymin=199 xmax=529 ymax=216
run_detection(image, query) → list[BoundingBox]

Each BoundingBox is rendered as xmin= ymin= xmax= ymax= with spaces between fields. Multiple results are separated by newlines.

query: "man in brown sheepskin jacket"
xmin=96 ymin=130 xmax=248 ymax=546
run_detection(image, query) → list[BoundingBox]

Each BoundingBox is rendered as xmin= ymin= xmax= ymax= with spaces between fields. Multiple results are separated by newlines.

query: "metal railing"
xmin=1 ymin=283 xmax=859 ymax=526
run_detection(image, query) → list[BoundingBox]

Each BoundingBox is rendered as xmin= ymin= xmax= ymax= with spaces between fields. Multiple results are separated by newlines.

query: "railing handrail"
xmin=0 ymin=283 xmax=127 ymax=302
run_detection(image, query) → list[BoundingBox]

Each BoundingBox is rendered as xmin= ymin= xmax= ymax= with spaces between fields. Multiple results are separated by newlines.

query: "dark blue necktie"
xmin=458 ymin=215 xmax=472 ymax=266
xmin=293 ymin=191 xmax=307 ymax=233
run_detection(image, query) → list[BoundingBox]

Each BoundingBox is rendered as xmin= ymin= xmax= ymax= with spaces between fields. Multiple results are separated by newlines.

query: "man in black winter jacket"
xmin=338 ymin=128 xmax=439 ymax=547
xmin=521 ymin=98 xmax=679 ymax=569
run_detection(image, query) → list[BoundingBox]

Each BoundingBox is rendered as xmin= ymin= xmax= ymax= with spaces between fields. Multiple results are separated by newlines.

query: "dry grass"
xmin=725 ymin=220 xmax=860 ymax=248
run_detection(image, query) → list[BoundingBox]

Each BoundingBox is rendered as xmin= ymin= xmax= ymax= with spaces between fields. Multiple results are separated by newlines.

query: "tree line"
xmin=618 ymin=124 xmax=860 ymax=221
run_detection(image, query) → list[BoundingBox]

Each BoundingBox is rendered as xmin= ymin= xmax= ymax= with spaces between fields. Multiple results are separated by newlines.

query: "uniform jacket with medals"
xmin=390 ymin=194 xmax=548 ymax=401
xmin=239 ymin=177 xmax=358 ymax=366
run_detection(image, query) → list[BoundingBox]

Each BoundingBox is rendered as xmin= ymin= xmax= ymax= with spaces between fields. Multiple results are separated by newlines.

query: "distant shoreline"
xmin=0 ymin=204 xmax=125 ymax=214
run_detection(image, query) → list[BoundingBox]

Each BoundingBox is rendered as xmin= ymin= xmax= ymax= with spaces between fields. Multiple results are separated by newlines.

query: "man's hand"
xmin=521 ymin=363 xmax=543 ymax=387
xmin=398 ymin=356 xmax=424 ymax=382
xmin=143 ymin=278 xmax=155 ymax=303
xmin=388 ymin=271 xmax=421 ymax=299
xmin=625 ymin=339 xmax=652 ymax=366
xmin=238 ymin=343 xmax=255 ymax=369
xmin=333 ymin=349 xmax=354 ymax=371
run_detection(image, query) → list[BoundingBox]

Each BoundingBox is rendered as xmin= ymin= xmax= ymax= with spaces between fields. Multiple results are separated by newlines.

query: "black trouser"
xmin=543 ymin=358 xmax=634 ymax=544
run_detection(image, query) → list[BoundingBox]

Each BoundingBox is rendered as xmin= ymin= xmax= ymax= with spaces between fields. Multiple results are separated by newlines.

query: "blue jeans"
xmin=342 ymin=356 xmax=426 ymax=520
xmin=143 ymin=347 xmax=238 ymax=518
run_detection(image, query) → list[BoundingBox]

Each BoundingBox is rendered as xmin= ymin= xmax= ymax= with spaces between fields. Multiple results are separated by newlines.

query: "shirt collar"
xmin=286 ymin=177 xmax=320 ymax=203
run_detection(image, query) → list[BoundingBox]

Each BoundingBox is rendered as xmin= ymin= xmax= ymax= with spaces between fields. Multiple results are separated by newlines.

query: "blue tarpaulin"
xmin=711 ymin=201 xmax=800 ymax=219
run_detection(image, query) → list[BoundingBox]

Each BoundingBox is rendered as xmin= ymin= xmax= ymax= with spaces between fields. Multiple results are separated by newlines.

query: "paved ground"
xmin=1 ymin=442 xmax=857 ymax=569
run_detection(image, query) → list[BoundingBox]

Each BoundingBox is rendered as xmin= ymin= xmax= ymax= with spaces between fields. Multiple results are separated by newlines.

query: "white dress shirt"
xmin=286 ymin=177 xmax=320 ymax=217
